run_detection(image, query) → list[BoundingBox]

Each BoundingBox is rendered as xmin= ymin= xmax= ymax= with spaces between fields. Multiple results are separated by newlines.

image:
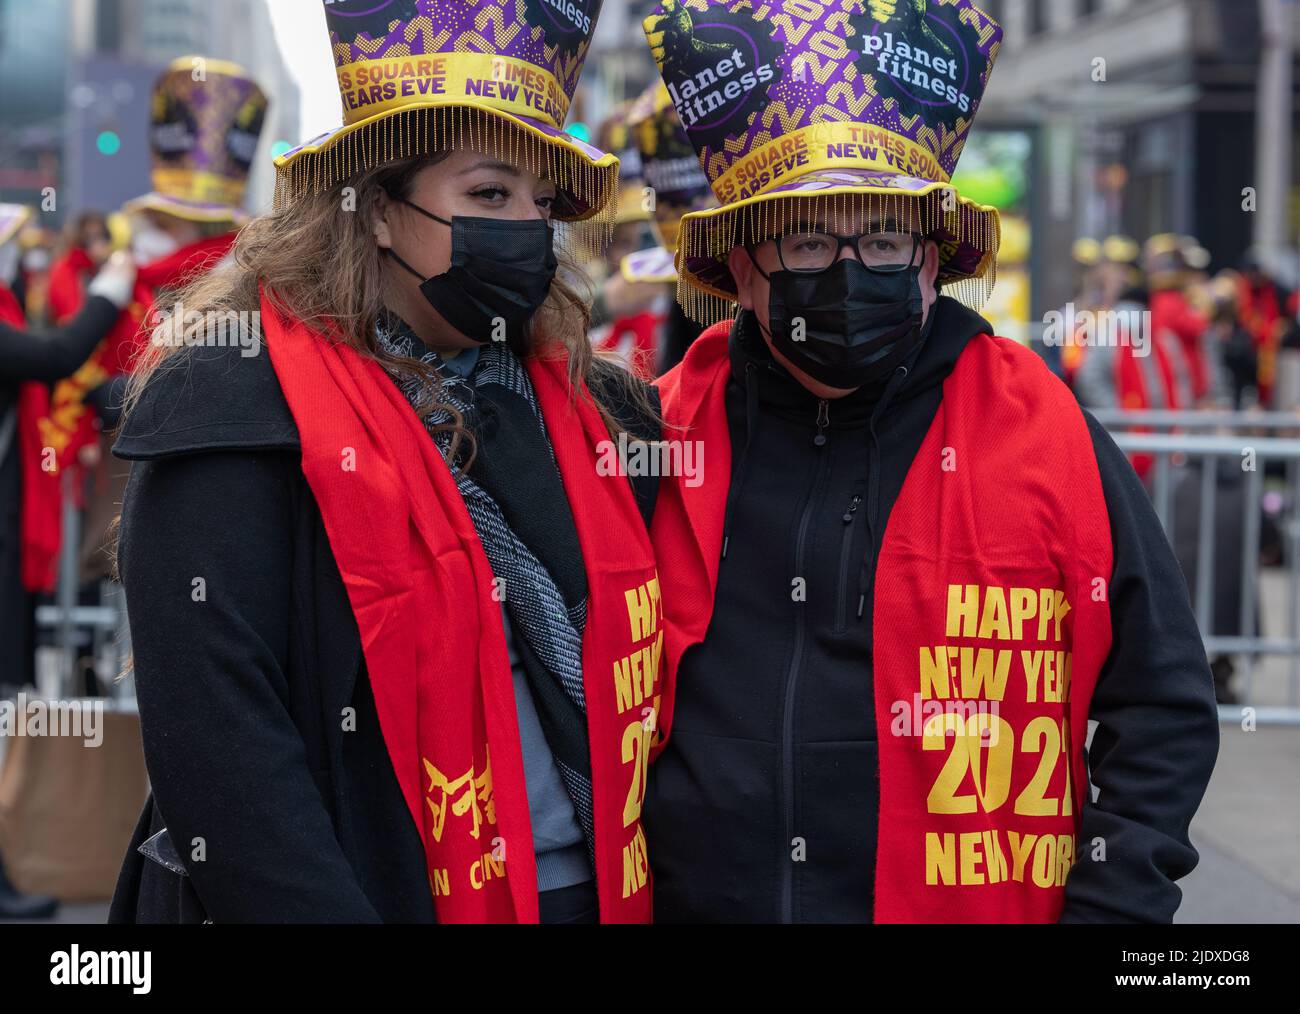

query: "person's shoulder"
xmin=113 ymin=336 xmax=299 ymax=462
xmin=588 ymin=359 xmax=661 ymax=442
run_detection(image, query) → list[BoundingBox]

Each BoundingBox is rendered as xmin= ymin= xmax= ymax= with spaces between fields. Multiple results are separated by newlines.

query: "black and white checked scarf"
xmin=375 ymin=321 xmax=596 ymax=858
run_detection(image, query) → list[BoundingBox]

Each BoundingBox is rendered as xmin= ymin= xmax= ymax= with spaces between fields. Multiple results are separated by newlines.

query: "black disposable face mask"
xmin=750 ymin=249 xmax=926 ymax=390
xmin=385 ymin=195 xmax=558 ymax=347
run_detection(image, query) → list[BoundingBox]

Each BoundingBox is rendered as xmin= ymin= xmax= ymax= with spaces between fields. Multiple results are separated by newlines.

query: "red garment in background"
xmin=596 ymin=310 xmax=662 ymax=380
xmin=1114 ymin=332 xmax=1182 ymax=481
xmin=1149 ymin=289 xmax=1209 ymax=402
xmin=47 ymin=247 xmax=96 ymax=325
xmin=18 ymin=232 xmax=237 ymax=592
xmin=1239 ymin=278 xmax=1284 ymax=404
xmin=0 ymin=285 xmax=61 ymax=593
xmin=0 ymin=283 xmax=22 ymax=328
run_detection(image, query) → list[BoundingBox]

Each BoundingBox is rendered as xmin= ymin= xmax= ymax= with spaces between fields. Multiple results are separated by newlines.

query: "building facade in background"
xmin=3 ymin=0 xmax=302 ymax=224
xmin=0 ymin=0 xmax=72 ymax=209
xmin=979 ymin=0 xmax=1299 ymax=323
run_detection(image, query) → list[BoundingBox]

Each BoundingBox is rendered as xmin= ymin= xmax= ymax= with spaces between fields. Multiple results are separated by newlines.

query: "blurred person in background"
xmin=1145 ymin=233 xmax=1217 ymax=406
xmin=1237 ymin=252 xmax=1294 ymax=407
xmin=1054 ymin=237 xmax=1102 ymax=384
xmin=1205 ymin=271 xmax=1259 ymax=409
xmin=0 ymin=204 xmax=137 ymax=689
xmin=590 ymin=103 xmax=664 ymax=376
xmin=0 ymin=204 xmax=136 ymax=920
xmin=47 ymin=211 xmax=111 ymax=325
xmin=1060 ymin=235 xmax=1138 ymax=389
xmin=20 ymin=59 xmax=269 ymax=696
xmin=1072 ymin=237 xmax=1184 ymax=411
xmin=619 ymin=81 xmax=716 ymax=376
xmin=13 ymin=223 xmax=59 ymax=325
xmin=110 ymin=0 xmax=663 ymax=925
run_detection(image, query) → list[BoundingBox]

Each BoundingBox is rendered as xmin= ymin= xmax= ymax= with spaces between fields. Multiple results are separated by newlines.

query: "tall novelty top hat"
xmin=620 ymin=81 xmax=716 ymax=284
xmin=273 ymin=0 xmax=620 ymax=250
xmin=123 ymin=57 xmax=269 ymax=224
xmin=643 ymin=0 xmax=1003 ymax=322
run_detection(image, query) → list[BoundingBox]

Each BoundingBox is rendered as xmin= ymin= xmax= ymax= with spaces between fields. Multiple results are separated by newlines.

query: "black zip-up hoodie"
xmin=642 ymin=295 xmax=1219 ymax=923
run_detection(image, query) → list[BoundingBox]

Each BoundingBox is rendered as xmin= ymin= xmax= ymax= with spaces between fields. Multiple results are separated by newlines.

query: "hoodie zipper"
xmin=855 ymin=365 xmax=911 ymax=625
xmin=780 ymin=398 xmax=831 ymax=923
xmin=834 ymin=494 xmax=863 ymax=635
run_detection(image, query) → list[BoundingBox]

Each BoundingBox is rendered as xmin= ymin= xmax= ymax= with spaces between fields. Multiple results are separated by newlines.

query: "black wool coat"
xmin=107 ymin=341 xmax=658 ymax=923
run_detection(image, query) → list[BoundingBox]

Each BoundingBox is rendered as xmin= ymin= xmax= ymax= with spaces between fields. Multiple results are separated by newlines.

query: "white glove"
xmin=86 ymin=251 xmax=137 ymax=309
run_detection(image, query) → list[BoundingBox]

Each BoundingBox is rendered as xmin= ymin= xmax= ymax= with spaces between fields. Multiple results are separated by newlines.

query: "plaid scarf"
xmin=375 ymin=321 xmax=596 ymax=859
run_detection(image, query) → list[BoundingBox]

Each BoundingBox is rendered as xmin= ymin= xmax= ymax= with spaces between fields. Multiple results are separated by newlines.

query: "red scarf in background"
xmin=0 ymin=285 xmax=60 ymax=593
xmin=1149 ymin=289 xmax=1209 ymax=402
xmin=261 ymin=292 xmax=663 ymax=922
xmin=1238 ymin=277 xmax=1284 ymax=404
xmin=596 ymin=309 xmax=662 ymax=380
xmin=47 ymin=247 xmax=96 ymax=326
xmin=18 ymin=232 xmax=237 ymax=592
xmin=0 ymin=283 xmax=22 ymax=327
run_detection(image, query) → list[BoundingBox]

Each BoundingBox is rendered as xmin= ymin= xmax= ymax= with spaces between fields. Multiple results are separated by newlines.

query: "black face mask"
xmin=386 ymin=196 xmax=558 ymax=347
xmin=753 ymin=253 xmax=926 ymax=390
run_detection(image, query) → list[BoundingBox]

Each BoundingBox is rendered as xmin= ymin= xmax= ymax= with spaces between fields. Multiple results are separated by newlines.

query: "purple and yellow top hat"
xmin=273 ymin=0 xmax=620 ymax=249
xmin=643 ymin=0 xmax=1003 ymax=321
xmin=123 ymin=57 xmax=268 ymax=225
xmin=0 ymin=204 xmax=33 ymax=249
xmin=620 ymin=81 xmax=715 ymax=283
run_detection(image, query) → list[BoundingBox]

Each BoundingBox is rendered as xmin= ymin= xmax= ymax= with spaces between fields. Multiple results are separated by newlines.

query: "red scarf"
xmin=17 ymin=233 xmax=237 ymax=592
xmin=0 ymin=286 xmax=60 ymax=593
xmin=261 ymin=293 xmax=663 ymax=922
xmin=0 ymin=283 xmax=22 ymax=330
xmin=597 ymin=310 xmax=662 ymax=379
xmin=47 ymin=247 xmax=96 ymax=325
xmin=1238 ymin=278 xmax=1284 ymax=403
xmin=652 ymin=323 xmax=1113 ymax=922
xmin=1113 ymin=325 xmax=1182 ymax=481
xmin=1149 ymin=289 xmax=1208 ymax=401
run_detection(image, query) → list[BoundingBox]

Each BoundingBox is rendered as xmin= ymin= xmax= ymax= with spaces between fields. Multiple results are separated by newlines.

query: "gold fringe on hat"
xmin=675 ymin=184 xmax=1001 ymax=326
xmin=273 ymin=104 xmax=619 ymax=262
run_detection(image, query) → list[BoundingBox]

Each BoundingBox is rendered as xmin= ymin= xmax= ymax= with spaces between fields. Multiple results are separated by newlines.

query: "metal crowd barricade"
xmin=32 ymin=406 xmax=1300 ymax=722
xmin=32 ymin=470 xmax=132 ymax=702
xmin=1093 ymin=409 xmax=1300 ymax=724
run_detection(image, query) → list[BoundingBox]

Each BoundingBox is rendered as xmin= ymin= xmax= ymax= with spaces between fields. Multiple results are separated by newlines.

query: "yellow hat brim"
xmin=122 ymin=192 xmax=249 ymax=225
xmin=273 ymin=101 xmax=619 ymax=225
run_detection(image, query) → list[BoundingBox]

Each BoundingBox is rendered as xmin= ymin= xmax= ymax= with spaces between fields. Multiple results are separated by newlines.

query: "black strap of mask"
xmin=384 ymin=247 xmax=427 ymax=283
xmin=387 ymin=190 xmax=452 ymax=228
xmin=382 ymin=191 xmax=453 ymax=282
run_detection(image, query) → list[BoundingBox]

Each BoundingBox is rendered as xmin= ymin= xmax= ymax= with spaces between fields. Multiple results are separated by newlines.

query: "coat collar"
xmin=113 ymin=341 xmax=299 ymax=462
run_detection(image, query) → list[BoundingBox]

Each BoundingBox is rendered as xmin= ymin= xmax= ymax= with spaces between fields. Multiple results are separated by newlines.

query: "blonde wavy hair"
xmin=125 ymin=153 xmax=652 ymax=465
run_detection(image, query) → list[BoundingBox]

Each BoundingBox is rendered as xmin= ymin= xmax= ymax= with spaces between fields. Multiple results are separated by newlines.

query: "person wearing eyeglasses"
xmin=640 ymin=0 xmax=1218 ymax=924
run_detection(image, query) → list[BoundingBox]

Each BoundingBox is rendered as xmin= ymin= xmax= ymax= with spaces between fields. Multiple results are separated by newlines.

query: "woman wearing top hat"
xmin=110 ymin=0 xmax=665 ymax=925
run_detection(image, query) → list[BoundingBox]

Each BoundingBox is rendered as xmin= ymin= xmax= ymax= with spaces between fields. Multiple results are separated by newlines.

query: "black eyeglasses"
xmin=751 ymin=230 xmax=922 ymax=273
